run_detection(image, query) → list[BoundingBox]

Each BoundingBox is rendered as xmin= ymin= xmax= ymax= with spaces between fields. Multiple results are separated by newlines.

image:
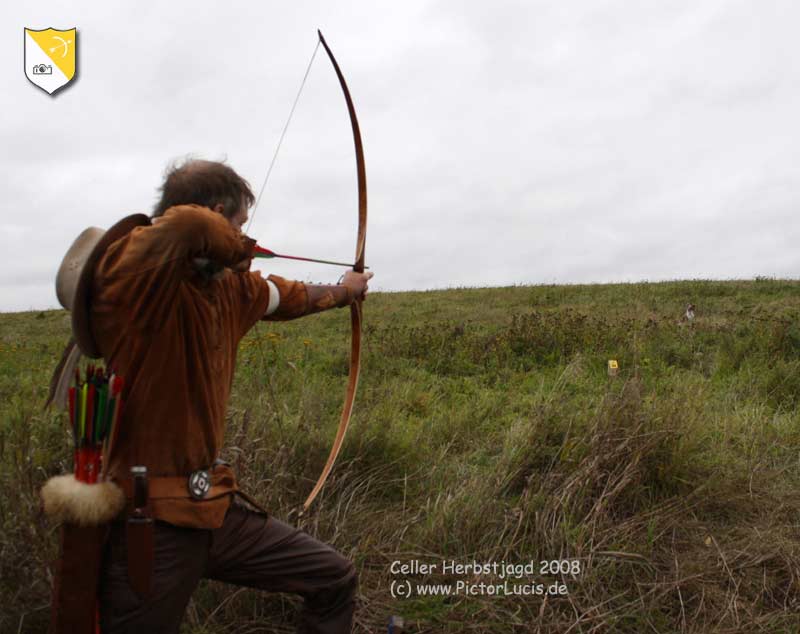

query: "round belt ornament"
xmin=188 ymin=469 xmax=211 ymax=500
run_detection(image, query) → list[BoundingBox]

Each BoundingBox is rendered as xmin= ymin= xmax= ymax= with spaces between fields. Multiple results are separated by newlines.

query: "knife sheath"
xmin=126 ymin=466 xmax=154 ymax=598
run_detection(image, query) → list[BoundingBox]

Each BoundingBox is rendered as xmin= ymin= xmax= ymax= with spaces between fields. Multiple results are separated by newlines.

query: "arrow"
xmin=49 ymin=36 xmax=72 ymax=57
xmin=253 ymin=244 xmax=368 ymax=269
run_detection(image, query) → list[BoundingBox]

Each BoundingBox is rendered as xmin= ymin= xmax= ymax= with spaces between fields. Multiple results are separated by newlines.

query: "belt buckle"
xmin=188 ymin=469 xmax=211 ymax=500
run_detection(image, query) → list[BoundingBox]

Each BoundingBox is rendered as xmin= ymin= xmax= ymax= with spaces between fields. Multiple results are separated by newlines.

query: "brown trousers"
xmin=98 ymin=504 xmax=357 ymax=633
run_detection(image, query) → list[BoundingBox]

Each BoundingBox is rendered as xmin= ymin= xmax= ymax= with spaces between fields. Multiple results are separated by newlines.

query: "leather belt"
xmin=114 ymin=462 xmax=266 ymax=514
xmin=116 ymin=461 xmax=237 ymax=501
xmin=117 ymin=473 xmax=236 ymax=501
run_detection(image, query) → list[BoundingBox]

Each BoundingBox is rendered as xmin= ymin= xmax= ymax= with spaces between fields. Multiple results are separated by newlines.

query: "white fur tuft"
xmin=41 ymin=475 xmax=126 ymax=526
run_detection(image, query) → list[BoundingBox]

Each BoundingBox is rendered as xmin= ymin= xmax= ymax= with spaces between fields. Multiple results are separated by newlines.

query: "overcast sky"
xmin=2 ymin=0 xmax=798 ymax=312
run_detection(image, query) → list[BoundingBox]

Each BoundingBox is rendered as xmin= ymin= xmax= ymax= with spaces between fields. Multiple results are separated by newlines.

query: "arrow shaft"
xmin=253 ymin=248 xmax=367 ymax=269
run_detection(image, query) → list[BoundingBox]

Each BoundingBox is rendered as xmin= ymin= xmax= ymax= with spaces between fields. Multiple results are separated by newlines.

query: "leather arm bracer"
xmin=304 ymin=284 xmax=355 ymax=314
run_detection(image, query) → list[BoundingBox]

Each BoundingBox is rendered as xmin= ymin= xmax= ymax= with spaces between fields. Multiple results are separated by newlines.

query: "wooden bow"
xmin=302 ymin=30 xmax=367 ymax=510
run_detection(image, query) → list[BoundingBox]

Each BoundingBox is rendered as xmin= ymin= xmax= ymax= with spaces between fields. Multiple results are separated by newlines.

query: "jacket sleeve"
xmin=262 ymin=275 xmax=309 ymax=321
xmin=93 ymin=205 xmax=254 ymax=334
xmin=152 ymin=205 xmax=255 ymax=266
xmin=261 ymin=275 xmax=355 ymax=321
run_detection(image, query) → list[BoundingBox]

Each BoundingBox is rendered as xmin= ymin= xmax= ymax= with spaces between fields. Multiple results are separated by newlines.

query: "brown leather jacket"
xmin=91 ymin=205 xmax=346 ymax=528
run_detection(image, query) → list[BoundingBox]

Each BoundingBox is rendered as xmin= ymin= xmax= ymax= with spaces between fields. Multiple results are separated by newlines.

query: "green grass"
xmin=2 ymin=279 xmax=800 ymax=632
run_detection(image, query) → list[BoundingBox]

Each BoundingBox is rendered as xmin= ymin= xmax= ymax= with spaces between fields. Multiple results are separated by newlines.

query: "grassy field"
xmin=2 ymin=279 xmax=800 ymax=633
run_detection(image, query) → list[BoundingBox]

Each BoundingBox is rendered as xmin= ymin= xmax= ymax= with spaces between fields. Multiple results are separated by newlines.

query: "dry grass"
xmin=1 ymin=280 xmax=800 ymax=632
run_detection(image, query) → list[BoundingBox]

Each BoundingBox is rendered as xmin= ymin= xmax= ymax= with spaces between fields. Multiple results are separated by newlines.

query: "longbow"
xmin=302 ymin=30 xmax=367 ymax=510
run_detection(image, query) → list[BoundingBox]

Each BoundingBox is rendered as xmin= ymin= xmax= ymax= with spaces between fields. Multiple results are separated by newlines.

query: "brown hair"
xmin=152 ymin=158 xmax=255 ymax=219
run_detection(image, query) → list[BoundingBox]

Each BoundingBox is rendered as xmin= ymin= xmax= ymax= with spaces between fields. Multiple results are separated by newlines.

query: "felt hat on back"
xmin=55 ymin=214 xmax=151 ymax=358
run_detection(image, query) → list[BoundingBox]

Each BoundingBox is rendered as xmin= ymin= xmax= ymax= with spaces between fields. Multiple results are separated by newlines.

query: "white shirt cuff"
xmin=265 ymin=279 xmax=280 ymax=316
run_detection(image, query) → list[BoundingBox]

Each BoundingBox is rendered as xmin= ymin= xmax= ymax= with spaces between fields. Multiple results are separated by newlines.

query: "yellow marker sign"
xmin=24 ymin=28 xmax=77 ymax=95
xmin=607 ymin=359 xmax=619 ymax=376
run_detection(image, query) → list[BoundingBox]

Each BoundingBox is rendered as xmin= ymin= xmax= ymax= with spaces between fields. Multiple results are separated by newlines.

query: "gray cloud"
xmin=1 ymin=0 xmax=798 ymax=311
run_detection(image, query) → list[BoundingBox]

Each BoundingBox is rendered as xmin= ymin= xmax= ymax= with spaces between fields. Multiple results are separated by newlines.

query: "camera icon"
xmin=32 ymin=64 xmax=52 ymax=75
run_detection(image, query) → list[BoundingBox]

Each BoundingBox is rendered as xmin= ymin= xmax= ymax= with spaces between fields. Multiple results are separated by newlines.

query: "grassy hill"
xmin=2 ymin=279 xmax=800 ymax=633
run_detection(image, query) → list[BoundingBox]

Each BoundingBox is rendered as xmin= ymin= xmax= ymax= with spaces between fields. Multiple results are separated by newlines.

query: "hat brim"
xmin=72 ymin=214 xmax=151 ymax=358
xmin=56 ymin=227 xmax=105 ymax=310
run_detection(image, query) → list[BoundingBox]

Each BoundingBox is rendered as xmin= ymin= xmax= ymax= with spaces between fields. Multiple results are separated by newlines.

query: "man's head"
xmin=153 ymin=158 xmax=255 ymax=230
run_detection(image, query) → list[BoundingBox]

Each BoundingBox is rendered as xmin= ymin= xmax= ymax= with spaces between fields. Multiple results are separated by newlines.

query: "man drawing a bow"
xmin=51 ymin=158 xmax=373 ymax=633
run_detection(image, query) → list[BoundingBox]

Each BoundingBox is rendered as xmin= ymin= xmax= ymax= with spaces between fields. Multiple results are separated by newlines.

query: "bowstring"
xmin=247 ymin=39 xmax=320 ymax=458
xmin=246 ymin=39 xmax=321 ymax=236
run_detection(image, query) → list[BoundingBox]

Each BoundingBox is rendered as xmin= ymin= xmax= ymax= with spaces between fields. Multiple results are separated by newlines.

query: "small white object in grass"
xmin=607 ymin=359 xmax=619 ymax=376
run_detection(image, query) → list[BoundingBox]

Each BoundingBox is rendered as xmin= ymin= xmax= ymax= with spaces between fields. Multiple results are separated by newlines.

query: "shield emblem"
xmin=24 ymin=28 xmax=77 ymax=95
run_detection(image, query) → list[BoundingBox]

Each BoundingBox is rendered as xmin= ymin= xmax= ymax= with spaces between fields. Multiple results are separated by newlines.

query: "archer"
xmin=51 ymin=158 xmax=372 ymax=633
